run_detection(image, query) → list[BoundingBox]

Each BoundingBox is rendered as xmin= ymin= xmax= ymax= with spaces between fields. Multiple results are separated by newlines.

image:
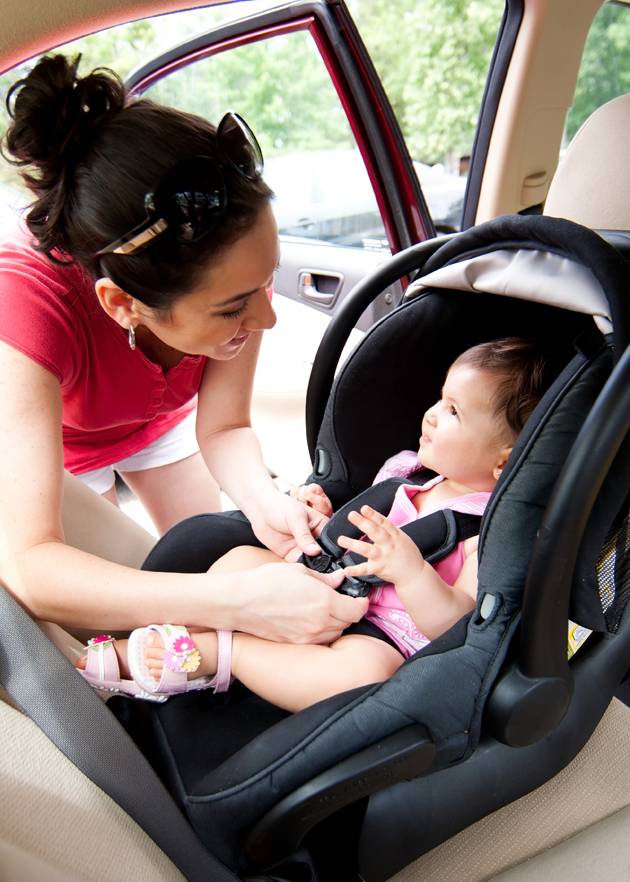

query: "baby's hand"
xmin=290 ymin=483 xmax=334 ymax=518
xmin=338 ymin=505 xmax=425 ymax=587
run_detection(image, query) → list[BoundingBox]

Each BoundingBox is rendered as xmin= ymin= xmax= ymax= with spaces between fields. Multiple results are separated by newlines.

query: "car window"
xmin=564 ymin=0 xmax=630 ymax=147
xmin=349 ymin=0 xmax=505 ymax=232
xmin=140 ymin=30 xmax=389 ymax=253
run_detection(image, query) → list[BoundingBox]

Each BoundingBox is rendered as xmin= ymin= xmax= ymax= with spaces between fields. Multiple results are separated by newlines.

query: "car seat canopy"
xmin=412 ymin=245 xmax=612 ymax=331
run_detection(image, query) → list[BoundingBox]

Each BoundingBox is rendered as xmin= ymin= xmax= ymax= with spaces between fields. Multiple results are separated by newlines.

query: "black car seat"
xmin=117 ymin=214 xmax=630 ymax=881
xmin=1 ymin=213 xmax=629 ymax=882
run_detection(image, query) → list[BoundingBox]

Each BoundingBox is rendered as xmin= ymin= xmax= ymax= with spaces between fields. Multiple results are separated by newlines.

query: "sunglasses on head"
xmin=95 ymin=111 xmax=263 ymax=258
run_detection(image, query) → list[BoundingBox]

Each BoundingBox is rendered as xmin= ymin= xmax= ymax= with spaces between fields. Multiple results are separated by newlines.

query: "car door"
xmin=125 ymin=0 xmax=505 ymax=485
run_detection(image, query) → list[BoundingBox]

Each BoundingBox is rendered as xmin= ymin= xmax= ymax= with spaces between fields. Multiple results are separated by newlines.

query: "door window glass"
xmin=141 ymin=31 xmax=389 ymax=252
xmin=0 ymin=17 xmax=388 ymax=252
xmin=0 ymin=3 xmax=274 ymax=219
xmin=349 ymin=0 xmax=505 ymax=232
xmin=0 ymin=1 xmax=507 ymax=238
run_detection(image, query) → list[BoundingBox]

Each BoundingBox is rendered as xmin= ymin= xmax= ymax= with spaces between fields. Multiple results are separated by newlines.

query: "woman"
xmin=0 ymin=54 xmax=367 ymax=644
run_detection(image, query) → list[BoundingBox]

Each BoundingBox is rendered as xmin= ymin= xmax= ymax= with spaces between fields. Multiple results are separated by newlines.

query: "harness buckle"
xmin=301 ymin=549 xmax=372 ymax=598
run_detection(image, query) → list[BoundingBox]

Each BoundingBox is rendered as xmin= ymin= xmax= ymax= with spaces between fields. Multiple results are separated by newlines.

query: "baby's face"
xmin=418 ymin=365 xmax=511 ymax=491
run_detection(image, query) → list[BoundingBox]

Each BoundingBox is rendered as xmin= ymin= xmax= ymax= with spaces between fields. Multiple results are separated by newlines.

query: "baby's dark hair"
xmin=452 ymin=337 xmax=551 ymax=437
xmin=3 ymin=54 xmax=273 ymax=309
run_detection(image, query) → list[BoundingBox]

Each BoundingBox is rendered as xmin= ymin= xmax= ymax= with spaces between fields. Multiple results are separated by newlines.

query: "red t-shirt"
xmin=0 ymin=223 xmax=206 ymax=473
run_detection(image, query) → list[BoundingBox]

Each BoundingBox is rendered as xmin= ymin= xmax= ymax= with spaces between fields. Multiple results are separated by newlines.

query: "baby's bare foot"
xmin=75 ymin=637 xmax=131 ymax=678
xmin=144 ymin=630 xmax=218 ymax=683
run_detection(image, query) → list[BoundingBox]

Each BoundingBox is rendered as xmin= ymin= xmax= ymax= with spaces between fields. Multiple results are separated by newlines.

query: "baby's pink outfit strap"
xmin=372 ymin=450 xmax=421 ymax=483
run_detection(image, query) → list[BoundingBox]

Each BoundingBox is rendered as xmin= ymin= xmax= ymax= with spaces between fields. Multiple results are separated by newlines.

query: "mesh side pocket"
xmin=601 ymin=510 xmax=630 ymax=632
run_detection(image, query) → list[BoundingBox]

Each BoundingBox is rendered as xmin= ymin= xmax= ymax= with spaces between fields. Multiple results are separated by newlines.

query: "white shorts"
xmin=77 ymin=410 xmax=199 ymax=495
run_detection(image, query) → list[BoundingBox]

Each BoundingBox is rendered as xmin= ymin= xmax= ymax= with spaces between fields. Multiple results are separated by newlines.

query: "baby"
xmin=79 ymin=338 xmax=550 ymax=711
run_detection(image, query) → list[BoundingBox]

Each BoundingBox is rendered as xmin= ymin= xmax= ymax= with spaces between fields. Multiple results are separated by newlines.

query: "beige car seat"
xmin=0 ymin=474 xmax=181 ymax=882
xmin=544 ymin=93 xmax=630 ymax=229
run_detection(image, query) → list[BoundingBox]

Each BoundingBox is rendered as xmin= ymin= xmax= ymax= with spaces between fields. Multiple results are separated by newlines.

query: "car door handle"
xmin=298 ymin=270 xmax=343 ymax=307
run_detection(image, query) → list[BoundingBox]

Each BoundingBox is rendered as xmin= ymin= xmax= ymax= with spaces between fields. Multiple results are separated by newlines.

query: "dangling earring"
xmin=128 ymin=325 xmax=136 ymax=351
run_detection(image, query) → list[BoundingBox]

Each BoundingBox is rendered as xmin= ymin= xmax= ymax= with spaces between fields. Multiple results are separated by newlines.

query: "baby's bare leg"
xmin=231 ymin=634 xmax=403 ymax=712
xmin=208 ymin=544 xmax=283 ymax=574
xmin=135 ymin=549 xmax=402 ymax=707
xmin=140 ymin=546 xmax=284 ymax=680
xmin=138 ymin=629 xmax=404 ymax=708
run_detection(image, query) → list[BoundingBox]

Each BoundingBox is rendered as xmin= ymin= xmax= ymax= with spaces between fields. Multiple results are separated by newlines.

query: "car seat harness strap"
xmin=299 ymin=475 xmax=482 ymax=597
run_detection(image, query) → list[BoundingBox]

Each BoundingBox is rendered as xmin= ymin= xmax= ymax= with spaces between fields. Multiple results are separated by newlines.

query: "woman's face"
xmin=136 ymin=203 xmax=279 ymax=360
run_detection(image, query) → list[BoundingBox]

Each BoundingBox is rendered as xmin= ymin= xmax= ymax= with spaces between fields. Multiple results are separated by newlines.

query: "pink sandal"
xmin=127 ymin=624 xmax=233 ymax=697
xmin=79 ymin=634 xmax=168 ymax=702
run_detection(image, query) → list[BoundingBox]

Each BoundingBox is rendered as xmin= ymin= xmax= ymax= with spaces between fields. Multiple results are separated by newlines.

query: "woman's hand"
xmin=237 ymin=563 xmax=369 ymax=644
xmin=249 ymin=490 xmax=330 ymax=560
xmin=289 ymin=483 xmax=334 ymax=518
xmin=338 ymin=505 xmax=426 ymax=587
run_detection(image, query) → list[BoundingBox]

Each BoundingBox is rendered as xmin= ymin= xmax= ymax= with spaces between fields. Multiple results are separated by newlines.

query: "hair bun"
xmin=5 ymin=54 xmax=126 ymax=177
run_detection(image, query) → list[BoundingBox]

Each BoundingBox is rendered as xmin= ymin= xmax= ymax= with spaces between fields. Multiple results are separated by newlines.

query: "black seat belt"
xmin=0 ymin=584 xmax=238 ymax=882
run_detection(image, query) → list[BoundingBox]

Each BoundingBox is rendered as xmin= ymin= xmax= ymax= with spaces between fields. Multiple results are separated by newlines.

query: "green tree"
xmin=0 ymin=20 xmax=160 ymax=188
xmin=566 ymin=2 xmax=630 ymax=142
xmin=0 ymin=0 xmax=507 ymax=190
xmin=146 ymin=32 xmax=353 ymax=158
xmin=352 ymin=0 xmax=504 ymax=165
xmin=0 ymin=5 xmax=243 ymax=188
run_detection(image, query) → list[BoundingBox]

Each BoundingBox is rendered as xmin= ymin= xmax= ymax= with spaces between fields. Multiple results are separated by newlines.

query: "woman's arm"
xmin=0 ymin=343 xmax=365 ymax=639
xmin=195 ymin=330 xmax=272 ymax=503
xmin=0 ymin=342 xmax=213 ymax=628
xmin=195 ymin=332 xmax=327 ymax=558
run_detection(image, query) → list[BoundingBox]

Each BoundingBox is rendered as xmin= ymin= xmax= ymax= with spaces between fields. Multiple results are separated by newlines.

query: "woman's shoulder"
xmin=0 ymin=220 xmax=95 ymax=384
xmin=0 ymin=219 xmax=42 ymax=262
xmin=0 ymin=220 xmax=87 ymax=294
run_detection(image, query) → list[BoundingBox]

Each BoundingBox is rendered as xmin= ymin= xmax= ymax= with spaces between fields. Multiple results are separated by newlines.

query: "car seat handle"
xmin=488 ymin=343 xmax=630 ymax=747
xmin=306 ymin=235 xmax=448 ymax=460
xmin=244 ymin=724 xmax=435 ymax=869
xmin=522 ymin=343 xmax=630 ymax=678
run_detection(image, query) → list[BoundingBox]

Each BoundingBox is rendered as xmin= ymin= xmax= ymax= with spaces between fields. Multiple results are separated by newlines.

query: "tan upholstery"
xmin=490 ymin=803 xmax=630 ymax=881
xmin=4 ymin=690 xmax=629 ymax=881
xmin=544 ymin=93 xmax=630 ymax=229
xmin=0 ymin=697 xmax=185 ymax=882
xmin=62 ymin=470 xmax=154 ymax=569
xmin=0 ymin=476 xmax=183 ymax=879
xmin=392 ymin=699 xmax=630 ymax=881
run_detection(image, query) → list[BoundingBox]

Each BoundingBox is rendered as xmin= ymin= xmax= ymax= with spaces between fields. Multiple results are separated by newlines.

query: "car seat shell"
xmin=120 ymin=215 xmax=630 ymax=880
xmin=2 ymin=214 xmax=628 ymax=882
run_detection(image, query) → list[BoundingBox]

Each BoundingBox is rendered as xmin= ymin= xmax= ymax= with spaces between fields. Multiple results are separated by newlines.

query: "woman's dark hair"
xmin=452 ymin=337 xmax=552 ymax=437
xmin=3 ymin=54 xmax=273 ymax=309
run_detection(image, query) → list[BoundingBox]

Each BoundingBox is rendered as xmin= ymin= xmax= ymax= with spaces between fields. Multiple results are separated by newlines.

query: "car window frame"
xmin=461 ymin=0 xmax=524 ymax=229
xmin=125 ymin=0 xmax=434 ymax=255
